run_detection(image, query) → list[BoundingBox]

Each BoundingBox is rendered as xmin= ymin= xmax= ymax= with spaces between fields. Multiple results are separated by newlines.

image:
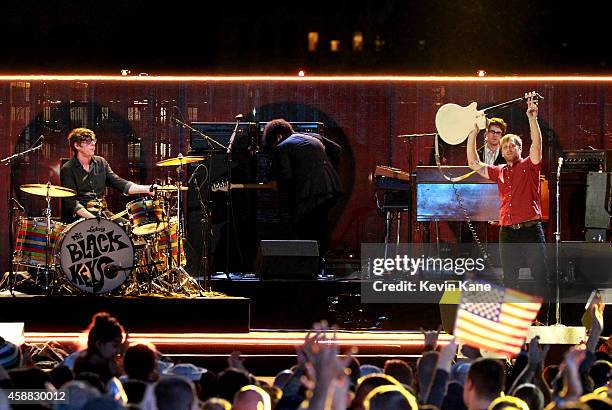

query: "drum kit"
xmin=11 ymin=154 xmax=206 ymax=297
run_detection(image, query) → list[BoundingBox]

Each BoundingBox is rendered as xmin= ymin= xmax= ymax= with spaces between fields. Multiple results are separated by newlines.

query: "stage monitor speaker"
xmin=256 ymin=240 xmax=319 ymax=280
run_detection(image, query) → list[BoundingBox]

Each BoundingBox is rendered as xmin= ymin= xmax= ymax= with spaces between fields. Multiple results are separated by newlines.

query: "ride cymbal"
xmin=155 ymin=156 xmax=206 ymax=167
xmin=20 ymin=183 xmax=76 ymax=198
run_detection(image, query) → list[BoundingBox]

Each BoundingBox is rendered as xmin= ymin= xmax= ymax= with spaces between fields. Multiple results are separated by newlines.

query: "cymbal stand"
xmin=43 ymin=183 xmax=54 ymax=294
xmin=0 ymin=142 xmax=44 ymax=295
xmin=166 ymin=156 xmax=188 ymax=292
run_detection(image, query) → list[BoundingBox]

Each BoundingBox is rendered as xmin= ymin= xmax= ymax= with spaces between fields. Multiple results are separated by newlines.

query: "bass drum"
xmin=55 ymin=218 xmax=134 ymax=294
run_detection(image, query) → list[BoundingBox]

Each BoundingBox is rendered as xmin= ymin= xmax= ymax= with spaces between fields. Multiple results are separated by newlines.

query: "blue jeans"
xmin=499 ymin=222 xmax=549 ymax=298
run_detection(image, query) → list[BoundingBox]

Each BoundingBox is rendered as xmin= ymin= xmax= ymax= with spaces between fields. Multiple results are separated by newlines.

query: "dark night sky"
xmin=2 ymin=1 xmax=610 ymax=75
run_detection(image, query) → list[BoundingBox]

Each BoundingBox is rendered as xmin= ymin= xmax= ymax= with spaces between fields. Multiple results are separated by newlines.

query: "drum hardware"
xmin=18 ymin=183 xmax=76 ymax=294
xmin=155 ymin=153 xmax=206 ymax=295
xmin=1 ymin=137 xmax=44 ymax=296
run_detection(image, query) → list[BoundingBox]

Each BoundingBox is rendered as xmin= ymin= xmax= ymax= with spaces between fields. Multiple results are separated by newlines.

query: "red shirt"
xmin=487 ymin=157 xmax=542 ymax=226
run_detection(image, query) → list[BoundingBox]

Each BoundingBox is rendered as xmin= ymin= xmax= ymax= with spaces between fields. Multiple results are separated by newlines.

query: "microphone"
xmin=227 ymin=114 xmax=243 ymax=154
xmin=557 ymin=157 xmax=564 ymax=178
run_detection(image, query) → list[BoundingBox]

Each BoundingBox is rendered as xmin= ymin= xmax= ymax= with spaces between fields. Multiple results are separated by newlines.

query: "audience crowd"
xmin=0 ymin=303 xmax=610 ymax=409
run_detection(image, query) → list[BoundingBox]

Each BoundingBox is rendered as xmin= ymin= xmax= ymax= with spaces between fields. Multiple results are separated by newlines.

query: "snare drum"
xmin=55 ymin=218 xmax=134 ymax=294
xmin=13 ymin=217 xmax=65 ymax=267
xmin=152 ymin=217 xmax=186 ymax=271
xmin=126 ymin=197 xmax=166 ymax=236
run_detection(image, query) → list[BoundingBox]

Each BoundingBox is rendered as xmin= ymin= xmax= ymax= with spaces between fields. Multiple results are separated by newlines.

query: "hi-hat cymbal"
xmin=156 ymin=185 xmax=189 ymax=192
xmin=20 ymin=183 xmax=76 ymax=198
xmin=156 ymin=156 xmax=206 ymax=167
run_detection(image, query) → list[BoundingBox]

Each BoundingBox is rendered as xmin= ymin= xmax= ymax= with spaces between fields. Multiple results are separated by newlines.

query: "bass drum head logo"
xmin=57 ymin=219 xmax=134 ymax=294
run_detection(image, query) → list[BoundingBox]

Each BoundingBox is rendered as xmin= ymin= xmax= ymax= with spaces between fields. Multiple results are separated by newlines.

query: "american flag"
xmin=454 ymin=282 xmax=543 ymax=357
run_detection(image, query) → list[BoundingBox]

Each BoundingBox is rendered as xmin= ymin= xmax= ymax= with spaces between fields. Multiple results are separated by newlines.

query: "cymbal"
xmin=156 ymin=156 xmax=206 ymax=167
xmin=20 ymin=183 xmax=76 ymax=198
xmin=156 ymin=185 xmax=189 ymax=192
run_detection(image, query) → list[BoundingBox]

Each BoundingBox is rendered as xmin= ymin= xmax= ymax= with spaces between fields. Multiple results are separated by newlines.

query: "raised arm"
xmin=467 ymin=123 xmax=489 ymax=179
xmin=527 ymin=97 xmax=542 ymax=164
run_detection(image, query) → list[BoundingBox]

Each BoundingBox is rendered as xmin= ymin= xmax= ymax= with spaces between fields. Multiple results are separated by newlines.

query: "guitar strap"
xmin=433 ymin=134 xmax=477 ymax=182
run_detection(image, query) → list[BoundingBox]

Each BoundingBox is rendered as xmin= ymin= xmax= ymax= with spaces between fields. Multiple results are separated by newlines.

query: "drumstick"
xmin=110 ymin=210 xmax=128 ymax=220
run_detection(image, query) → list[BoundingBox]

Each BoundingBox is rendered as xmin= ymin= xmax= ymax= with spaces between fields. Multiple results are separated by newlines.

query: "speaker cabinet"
xmin=585 ymin=172 xmax=611 ymax=230
xmin=256 ymin=240 xmax=319 ymax=280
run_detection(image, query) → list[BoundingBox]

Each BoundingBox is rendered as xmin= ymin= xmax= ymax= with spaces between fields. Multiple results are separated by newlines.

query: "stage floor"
xmin=0 ymin=291 xmax=250 ymax=333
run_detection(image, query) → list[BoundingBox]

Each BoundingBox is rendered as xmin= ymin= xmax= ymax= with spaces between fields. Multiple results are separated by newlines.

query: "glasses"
xmin=488 ymin=130 xmax=503 ymax=135
xmin=80 ymin=137 xmax=97 ymax=145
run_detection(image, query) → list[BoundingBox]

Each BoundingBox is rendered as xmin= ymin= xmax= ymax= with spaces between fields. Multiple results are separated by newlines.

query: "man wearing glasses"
xmin=478 ymin=117 xmax=507 ymax=166
xmin=60 ymin=127 xmax=156 ymax=222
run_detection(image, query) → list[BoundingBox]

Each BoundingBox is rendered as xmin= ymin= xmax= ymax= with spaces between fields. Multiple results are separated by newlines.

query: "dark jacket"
xmin=272 ymin=133 xmax=342 ymax=216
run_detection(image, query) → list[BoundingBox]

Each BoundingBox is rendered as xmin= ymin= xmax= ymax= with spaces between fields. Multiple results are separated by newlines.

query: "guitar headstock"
xmin=524 ymin=91 xmax=544 ymax=103
xmin=211 ymin=180 xmax=229 ymax=192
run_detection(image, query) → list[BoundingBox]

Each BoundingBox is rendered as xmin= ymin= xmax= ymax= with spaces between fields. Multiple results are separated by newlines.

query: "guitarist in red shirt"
xmin=467 ymin=96 xmax=549 ymax=299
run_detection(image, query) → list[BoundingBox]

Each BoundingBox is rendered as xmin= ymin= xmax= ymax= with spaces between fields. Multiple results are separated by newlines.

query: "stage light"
xmin=298 ymin=70 xmax=305 ymax=77
xmin=477 ymin=70 xmax=486 ymax=77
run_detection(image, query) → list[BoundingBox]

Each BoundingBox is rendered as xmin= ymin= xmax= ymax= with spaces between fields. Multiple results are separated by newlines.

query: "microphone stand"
xmin=172 ymin=117 xmax=227 ymax=282
xmin=1 ymin=142 xmax=44 ymax=295
xmin=397 ymin=132 xmax=437 ymax=176
xmin=173 ymin=117 xmax=227 ymax=151
xmin=224 ymin=117 xmax=242 ymax=280
xmin=554 ymin=158 xmax=563 ymax=325
xmin=397 ymin=133 xmax=437 ymax=243
xmin=188 ymin=163 xmax=212 ymax=291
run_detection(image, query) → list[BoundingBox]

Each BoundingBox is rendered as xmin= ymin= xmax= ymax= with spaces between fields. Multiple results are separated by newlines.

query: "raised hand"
xmin=526 ymin=92 xmax=539 ymax=119
xmin=527 ymin=336 xmax=550 ymax=369
xmin=421 ymin=325 xmax=442 ymax=350
xmin=437 ymin=338 xmax=458 ymax=372
xmin=228 ymin=350 xmax=248 ymax=373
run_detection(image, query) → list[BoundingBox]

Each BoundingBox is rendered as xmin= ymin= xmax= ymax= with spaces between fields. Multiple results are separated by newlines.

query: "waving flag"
xmin=454 ymin=282 xmax=543 ymax=357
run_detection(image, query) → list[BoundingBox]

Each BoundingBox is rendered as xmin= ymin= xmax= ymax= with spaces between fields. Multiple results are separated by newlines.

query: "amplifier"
xmin=189 ymin=122 xmax=258 ymax=152
xmin=258 ymin=121 xmax=325 ymax=137
xmin=563 ymin=149 xmax=612 ymax=172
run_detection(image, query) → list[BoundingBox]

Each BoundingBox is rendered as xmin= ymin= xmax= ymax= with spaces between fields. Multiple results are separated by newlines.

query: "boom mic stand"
xmin=554 ymin=157 xmax=563 ymax=325
xmin=1 ymin=141 xmax=44 ymax=295
xmin=172 ymin=117 xmax=228 ymax=282
xmin=225 ymin=115 xmax=243 ymax=280
xmin=397 ymin=133 xmax=437 ymax=244
xmin=188 ymin=163 xmax=212 ymax=291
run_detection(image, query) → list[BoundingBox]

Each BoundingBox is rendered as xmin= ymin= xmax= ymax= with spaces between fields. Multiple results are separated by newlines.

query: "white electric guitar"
xmin=435 ymin=91 xmax=543 ymax=145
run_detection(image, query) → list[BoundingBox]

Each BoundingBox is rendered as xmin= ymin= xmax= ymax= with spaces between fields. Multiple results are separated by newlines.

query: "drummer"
xmin=60 ymin=128 xmax=157 ymax=222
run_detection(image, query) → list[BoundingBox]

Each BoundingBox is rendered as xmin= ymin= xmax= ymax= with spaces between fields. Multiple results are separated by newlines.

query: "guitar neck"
xmin=482 ymin=92 xmax=544 ymax=115
xmin=482 ymin=97 xmax=524 ymax=114
xmin=230 ymin=182 xmax=275 ymax=189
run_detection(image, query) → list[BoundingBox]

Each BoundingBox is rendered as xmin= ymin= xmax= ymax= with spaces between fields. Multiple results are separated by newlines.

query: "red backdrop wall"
xmin=1 ymin=77 xmax=610 ymax=273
